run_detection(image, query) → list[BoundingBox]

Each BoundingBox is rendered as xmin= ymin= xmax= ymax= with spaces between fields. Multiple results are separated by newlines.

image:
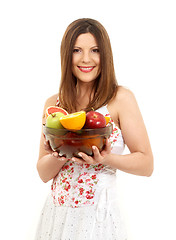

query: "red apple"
xmin=84 ymin=111 xmax=106 ymax=129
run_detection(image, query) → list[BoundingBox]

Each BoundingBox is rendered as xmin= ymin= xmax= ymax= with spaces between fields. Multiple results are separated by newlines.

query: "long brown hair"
xmin=58 ymin=18 xmax=118 ymax=113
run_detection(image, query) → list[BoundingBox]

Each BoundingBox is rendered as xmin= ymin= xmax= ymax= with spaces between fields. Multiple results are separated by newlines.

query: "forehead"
xmin=74 ymin=33 xmax=98 ymax=47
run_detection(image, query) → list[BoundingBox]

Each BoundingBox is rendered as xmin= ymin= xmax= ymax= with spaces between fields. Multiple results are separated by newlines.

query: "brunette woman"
xmin=35 ymin=18 xmax=153 ymax=240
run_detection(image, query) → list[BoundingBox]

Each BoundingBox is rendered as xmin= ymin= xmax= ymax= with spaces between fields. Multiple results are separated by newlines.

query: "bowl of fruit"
xmin=43 ymin=106 xmax=113 ymax=158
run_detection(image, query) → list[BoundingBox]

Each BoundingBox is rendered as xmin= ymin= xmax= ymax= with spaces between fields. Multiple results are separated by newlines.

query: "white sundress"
xmin=35 ymin=105 xmax=128 ymax=240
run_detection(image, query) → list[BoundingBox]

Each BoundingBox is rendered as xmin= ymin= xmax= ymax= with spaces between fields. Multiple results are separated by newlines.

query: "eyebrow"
xmin=73 ymin=45 xmax=99 ymax=49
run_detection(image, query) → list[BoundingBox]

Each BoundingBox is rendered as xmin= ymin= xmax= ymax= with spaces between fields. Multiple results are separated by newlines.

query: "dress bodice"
xmin=51 ymin=104 xmax=125 ymax=208
xmin=95 ymin=105 xmax=125 ymax=155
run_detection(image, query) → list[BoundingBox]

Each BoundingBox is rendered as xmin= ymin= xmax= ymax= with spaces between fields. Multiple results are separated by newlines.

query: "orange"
xmin=83 ymin=134 xmax=102 ymax=149
xmin=105 ymin=116 xmax=110 ymax=125
xmin=45 ymin=106 xmax=68 ymax=119
xmin=60 ymin=111 xmax=86 ymax=131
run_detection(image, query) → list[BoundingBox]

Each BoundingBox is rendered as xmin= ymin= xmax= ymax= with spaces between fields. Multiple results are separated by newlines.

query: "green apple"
xmin=46 ymin=112 xmax=65 ymax=129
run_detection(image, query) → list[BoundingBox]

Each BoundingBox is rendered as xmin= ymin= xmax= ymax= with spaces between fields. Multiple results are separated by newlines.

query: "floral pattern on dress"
xmin=51 ymin=162 xmax=74 ymax=206
xmin=51 ymin=111 xmax=122 ymax=208
xmin=72 ymin=171 xmax=98 ymax=206
xmin=51 ymin=161 xmax=102 ymax=207
xmin=104 ymin=113 xmax=120 ymax=149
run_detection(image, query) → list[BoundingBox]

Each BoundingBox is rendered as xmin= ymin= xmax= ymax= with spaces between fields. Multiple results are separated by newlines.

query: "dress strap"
xmin=56 ymin=96 xmax=59 ymax=106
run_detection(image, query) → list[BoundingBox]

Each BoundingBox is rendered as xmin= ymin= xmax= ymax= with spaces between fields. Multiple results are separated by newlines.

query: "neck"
xmin=76 ymin=81 xmax=95 ymax=111
xmin=76 ymin=81 xmax=94 ymax=97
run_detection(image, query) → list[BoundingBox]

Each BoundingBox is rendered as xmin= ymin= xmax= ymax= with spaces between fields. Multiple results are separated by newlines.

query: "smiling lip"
xmin=78 ymin=66 xmax=95 ymax=73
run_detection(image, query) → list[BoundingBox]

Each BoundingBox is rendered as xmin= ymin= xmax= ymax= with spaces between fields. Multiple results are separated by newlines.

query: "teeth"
xmin=80 ymin=67 xmax=93 ymax=70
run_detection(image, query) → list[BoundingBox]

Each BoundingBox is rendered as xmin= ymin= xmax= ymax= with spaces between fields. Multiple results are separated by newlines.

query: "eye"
xmin=92 ymin=48 xmax=100 ymax=53
xmin=73 ymin=48 xmax=81 ymax=53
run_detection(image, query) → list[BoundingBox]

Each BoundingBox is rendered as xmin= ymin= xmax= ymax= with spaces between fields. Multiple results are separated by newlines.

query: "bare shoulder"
xmin=107 ymin=86 xmax=136 ymax=128
xmin=110 ymin=86 xmax=137 ymax=114
xmin=42 ymin=93 xmax=58 ymax=123
xmin=44 ymin=93 xmax=58 ymax=109
xmin=115 ymin=86 xmax=140 ymax=119
xmin=115 ymin=86 xmax=136 ymax=105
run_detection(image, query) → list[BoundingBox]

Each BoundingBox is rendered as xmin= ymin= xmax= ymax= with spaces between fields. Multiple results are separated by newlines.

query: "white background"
xmin=0 ymin=0 xmax=176 ymax=239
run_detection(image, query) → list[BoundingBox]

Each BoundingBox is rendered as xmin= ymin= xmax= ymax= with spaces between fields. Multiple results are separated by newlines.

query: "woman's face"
xmin=72 ymin=33 xmax=100 ymax=84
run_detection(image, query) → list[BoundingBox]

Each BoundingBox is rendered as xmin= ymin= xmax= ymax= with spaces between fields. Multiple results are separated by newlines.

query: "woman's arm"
xmin=104 ymin=152 xmax=153 ymax=177
xmin=37 ymin=134 xmax=68 ymax=183
xmin=36 ymin=95 xmax=68 ymax=183
xmin=113 ymin=87 xmax=153 ymax=176
xmin=72 ymin=87 xmax=153 ymax=177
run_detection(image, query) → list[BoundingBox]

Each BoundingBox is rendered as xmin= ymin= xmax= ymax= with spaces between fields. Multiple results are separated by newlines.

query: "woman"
xmin=36 ymin=18 xmax=153 ymax=240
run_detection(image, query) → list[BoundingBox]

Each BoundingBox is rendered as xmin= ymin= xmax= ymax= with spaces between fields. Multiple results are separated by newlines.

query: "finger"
xmin=71 ymin=157 xmax=84 ymax=164
xmin=78 ymin=152 xmax=90 ymax=161
xmin=78 ymin=152 xmax=93 ymax=163
xmin=44 ymin=140 xmax=53 ymax=153
xmin=104 ymin=138 xmax=111 ymax=153
xmin=52 ymin=152 xmax=66 ymax=161
xmin=52 ymin=151 xmax=59 ymax=158
xmin=92 ymin=146 xmax=101 ymax=160
xmin=44 ymin=139 xmax=50 ymax=146
xmin=44 ymin=141 xmax=51 ymax=149
xmin=100 ymin=139 xmax=111 ymax=157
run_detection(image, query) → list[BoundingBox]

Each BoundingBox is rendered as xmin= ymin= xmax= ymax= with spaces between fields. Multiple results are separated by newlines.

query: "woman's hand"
xmin=44 ymin=136 xmax=66 ymax=161
xmin=71 ymin=138 xmax=111 ymax=165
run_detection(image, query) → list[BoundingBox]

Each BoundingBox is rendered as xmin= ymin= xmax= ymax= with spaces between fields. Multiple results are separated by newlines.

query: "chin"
xmin=78 ymin=78 xmax=97 ymax=84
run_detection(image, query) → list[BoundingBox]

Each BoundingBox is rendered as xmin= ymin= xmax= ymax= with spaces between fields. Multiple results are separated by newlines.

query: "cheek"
xmin=95 ymin=55 xmax=100 ymax=66
xmin=72 ymin=56 xmax=76 ymax=66
xmin=96 ymin=57 xmax=101 ymax=72
xmin=72 ymin=56 xmax=78 ymax=75
xmin=72 ymin=66 xmax=77 ymax=77
xmin=72 ymin=53 xmax=81 ymax=65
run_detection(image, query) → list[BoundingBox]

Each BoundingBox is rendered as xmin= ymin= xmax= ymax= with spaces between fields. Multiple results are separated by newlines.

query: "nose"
xmin=82 ymin=50 xmax=91 ymax=63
